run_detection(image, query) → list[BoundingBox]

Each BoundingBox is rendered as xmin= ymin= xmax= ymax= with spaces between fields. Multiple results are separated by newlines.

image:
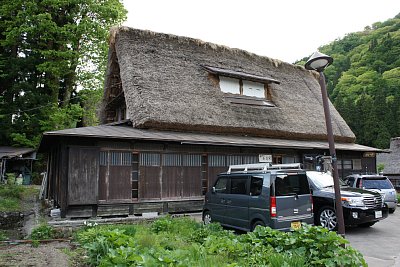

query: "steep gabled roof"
xmin=102 ymin=27 xmax=355 ymax=143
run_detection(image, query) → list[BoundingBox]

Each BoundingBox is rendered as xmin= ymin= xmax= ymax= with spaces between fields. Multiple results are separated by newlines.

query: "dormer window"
xmin=202 ymin=65 xmax=280 ymax=107
xmin=220 ymin=77 xmax=266 ymax=98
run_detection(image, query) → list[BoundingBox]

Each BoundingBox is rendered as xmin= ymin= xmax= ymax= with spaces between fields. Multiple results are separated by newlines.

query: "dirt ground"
xmin=0 ymin=241 xmax=73 ymax=267
xmin=0 ymin=186 xmax=81 ymax=267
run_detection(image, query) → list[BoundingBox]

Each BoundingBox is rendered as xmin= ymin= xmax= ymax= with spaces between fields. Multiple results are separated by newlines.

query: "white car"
xmin=344 ymin=174 xmax=397 ymax=213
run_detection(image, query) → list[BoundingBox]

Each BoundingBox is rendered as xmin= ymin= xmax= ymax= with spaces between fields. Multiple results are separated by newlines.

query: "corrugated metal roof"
xmin=42 ymin=125 xmax=381 ymax=152
xmin=0 ymin=147 xmax=36 ymax=159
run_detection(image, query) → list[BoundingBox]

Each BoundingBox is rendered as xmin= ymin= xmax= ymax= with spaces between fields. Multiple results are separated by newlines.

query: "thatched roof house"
xmin=101 ymin=26 xmax=355 ymax=143
xmin=39 ymin=27 xmax=381 ymax=218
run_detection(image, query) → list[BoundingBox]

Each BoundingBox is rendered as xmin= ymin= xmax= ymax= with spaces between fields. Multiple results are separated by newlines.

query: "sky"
xmin=122 ymin=1 xmax=400 ymax=63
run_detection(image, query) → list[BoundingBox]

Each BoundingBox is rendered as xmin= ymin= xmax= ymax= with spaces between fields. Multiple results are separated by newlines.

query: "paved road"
xmin=346 ymin=209 xmax=400 ymax=267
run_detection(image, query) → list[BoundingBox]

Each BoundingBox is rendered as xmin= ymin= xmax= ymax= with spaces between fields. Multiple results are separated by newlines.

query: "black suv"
xmin=307 ymin=171 xmax=388 ymax=231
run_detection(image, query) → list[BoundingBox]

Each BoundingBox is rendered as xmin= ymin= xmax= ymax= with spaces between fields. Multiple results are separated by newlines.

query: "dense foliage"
xmin=76 ymin=216 xmax=366 ymax=267
xmin=0 ymin=0 xmax=127 ymax=147
xmin=298 ymin=13 xmax=400 ymax=148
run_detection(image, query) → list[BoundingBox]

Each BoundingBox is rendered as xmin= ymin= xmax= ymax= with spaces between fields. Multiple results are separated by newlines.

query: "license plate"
xmin=291 ymin=221 xmax=301 ymax=230
xmin=375 ymin=211 xmax=382 ymax=218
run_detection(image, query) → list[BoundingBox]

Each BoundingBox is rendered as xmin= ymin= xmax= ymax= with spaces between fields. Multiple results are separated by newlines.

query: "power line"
xmin=0 ymin=95 xmax=82 ymax=116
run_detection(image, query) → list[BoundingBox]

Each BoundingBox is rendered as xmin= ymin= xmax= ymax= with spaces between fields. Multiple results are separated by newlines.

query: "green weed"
xmin=75 ymin=217 xmax=367 ymax=267
xmin=30 ymin=224 xmax=59 ymax=240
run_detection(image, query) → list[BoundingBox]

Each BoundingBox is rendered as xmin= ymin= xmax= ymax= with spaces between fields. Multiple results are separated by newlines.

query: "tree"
xmin=303 ymin=14 xmax=400 ymax=149
xmin=0 ymin=0 xmax=127 ymax=147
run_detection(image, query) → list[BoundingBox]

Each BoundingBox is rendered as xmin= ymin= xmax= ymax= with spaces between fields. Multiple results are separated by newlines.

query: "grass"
xmin=0 ymin=184 xmax=40 ymax=212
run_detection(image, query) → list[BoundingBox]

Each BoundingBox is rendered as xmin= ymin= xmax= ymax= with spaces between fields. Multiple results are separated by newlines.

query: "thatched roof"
xmin=101 ymin=26 xmax=355 ymax=143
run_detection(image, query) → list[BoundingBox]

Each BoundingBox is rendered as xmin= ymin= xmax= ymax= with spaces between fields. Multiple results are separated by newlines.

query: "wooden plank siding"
xmin=161 ymin=167 xmax=181 ymax=198
xmin=98 ymin=165 xmax=108 ymax=201
xmin=67 ymin=147 xmax=99 ymax=205
xmin=108 ymin=165 xmax=132 ymax=200
xmin=139 ymin=166 xmax=161 ymax=199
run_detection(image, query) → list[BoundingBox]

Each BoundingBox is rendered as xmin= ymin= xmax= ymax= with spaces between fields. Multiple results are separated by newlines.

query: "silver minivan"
xmin=345 ymin=174 xmax=397 ymax=213
xmin=202 ymin=163 xmax=314 ymax=231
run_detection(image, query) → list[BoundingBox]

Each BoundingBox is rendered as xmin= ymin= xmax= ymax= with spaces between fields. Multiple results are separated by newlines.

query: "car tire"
xmin=251 ymin=220 xmax=265 ymax=231
xmin=359 ymin=222 xmax=376 ymax=227
xmin=203 ymin=211 xmax=212 ymax=225
xmin=389 ymin=208 xmax=395 ymax=214
xmin=317 ymin=206 xmax=338 ymax=231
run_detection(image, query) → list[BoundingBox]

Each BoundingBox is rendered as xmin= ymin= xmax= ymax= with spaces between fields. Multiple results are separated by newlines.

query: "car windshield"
xmin=307 ymin=171 xmax=346 ymax=189
xmin=362 ymin=178 xmax=393 ymax=189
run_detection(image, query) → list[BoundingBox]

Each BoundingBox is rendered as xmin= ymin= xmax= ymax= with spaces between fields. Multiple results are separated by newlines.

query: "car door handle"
xmin=226 ymin=200 xmax=232 ymax=204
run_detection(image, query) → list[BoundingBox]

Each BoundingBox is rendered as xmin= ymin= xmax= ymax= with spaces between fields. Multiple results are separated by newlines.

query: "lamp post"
xmin=305 ymin=51 xmax=345 ymax=237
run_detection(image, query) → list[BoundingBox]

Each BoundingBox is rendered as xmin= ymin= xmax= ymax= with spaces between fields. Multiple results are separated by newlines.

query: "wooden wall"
xmin=67 ymin=147 xmax=99 ymax=205
xmin=44 ymin=137 xmax=374 ymax=217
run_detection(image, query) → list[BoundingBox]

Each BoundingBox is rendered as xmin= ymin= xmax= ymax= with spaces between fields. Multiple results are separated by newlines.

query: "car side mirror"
xmin=212 ymin=187 xmax=216 ymax=194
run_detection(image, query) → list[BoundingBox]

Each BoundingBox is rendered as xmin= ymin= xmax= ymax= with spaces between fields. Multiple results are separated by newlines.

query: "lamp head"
xmin=305 ymin=51 xmax=333 ymax=72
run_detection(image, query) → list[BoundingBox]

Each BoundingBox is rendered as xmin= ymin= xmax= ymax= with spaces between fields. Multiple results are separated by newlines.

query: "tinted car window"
xmin=250 ymin=176 xmax=263 ymax=196
xmin=275 ymin=173 xmax=309 ymax=196
xmin=230 ymin=177 xmax=248 ymax=194
xmin=215 ymin=177 xmax=229 ymax=193
xmin=346 ymin=177 xmax=354 ymax=186
xmin=362 ymin=178 xmax=393 ymax=189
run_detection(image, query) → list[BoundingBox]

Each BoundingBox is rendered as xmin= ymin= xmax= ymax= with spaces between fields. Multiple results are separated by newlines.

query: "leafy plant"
xmin=75 ymin=217 xmax=367 ymax=267
xmin=30 ymin=224 xmax=57 ymax=240
xmin=377 ymin=163 xmax=385 ymax=173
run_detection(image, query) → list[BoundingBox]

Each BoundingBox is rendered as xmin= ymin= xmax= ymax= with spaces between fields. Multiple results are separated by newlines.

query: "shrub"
xmin=30 ymin=224 xmax=57 ymax=240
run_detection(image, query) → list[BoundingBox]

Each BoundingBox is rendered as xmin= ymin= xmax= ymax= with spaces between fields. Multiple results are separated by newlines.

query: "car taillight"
xmin=270 ymin=196 xmax=276 ymax=217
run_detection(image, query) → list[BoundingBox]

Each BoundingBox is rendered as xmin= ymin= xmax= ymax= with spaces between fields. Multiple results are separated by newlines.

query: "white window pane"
xmin=243 ymin=80 xmax=264 ymax=98
xmin=219 ymin=76 xmax=240 ymax=94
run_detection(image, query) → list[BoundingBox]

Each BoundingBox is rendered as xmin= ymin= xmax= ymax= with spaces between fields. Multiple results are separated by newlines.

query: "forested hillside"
xmin=300 ymin=13 xmax=400 ymax=149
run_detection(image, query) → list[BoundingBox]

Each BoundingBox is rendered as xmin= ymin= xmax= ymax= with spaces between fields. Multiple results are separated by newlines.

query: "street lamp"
xmin=305 ymin=51 xmax=345 ymax=237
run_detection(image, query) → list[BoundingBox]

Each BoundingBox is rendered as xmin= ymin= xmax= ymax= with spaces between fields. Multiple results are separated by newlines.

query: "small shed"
xmin=0 ymin=146 xmax=36 ymax=184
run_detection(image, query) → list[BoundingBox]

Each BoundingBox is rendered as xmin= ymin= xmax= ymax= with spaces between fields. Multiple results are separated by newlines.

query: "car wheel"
xmin=359 ymin=222 xmax=376 ymax=227
xmin=251 ymin=220 xmax=265 ymax=231
xmin=389 ymin=208 xmax=395 ymax=214
xmin=203 ymin=211 xmax=212 ymax=225
xmin=317 ymin=207 xmax=338 ymax=231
